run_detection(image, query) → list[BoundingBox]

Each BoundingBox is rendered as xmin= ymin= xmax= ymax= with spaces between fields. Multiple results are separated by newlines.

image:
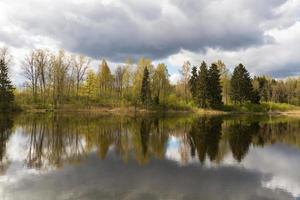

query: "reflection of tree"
xmin=23 ymin=114 xmax=88 ymax=169
xmin=206 ymin=117 xmax=223 ymax=161
xmin=228 ymin=121 xmax=259 ymax=162
xmin=27 ymin=117 xmax=45 ymax=168
xmin=14 ymin=113 xmax=300 ymax=169
xmin=150 ymin=118 xmax=168 ymax=160
xmin=140 ymin=119 xmax=151 ymax=156
xmin=132 ymin=117 xmax=169 ymax=165
xmin=188 ymin=117 xmax=223 ymax=163
xmin=0 ymin=114 xmax=14 ymax=174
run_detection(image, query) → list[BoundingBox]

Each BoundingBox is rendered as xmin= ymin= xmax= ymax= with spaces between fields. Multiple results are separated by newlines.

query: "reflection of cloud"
xmin=7 ymin=129 xmax=29 ymax=162
xmin=165 ymin=137 xmax=300 ymax=198
xmin=1 ymin=152 xmax=294 ymax=200
xmin=239 ymin=144 xmax=300 ymax=198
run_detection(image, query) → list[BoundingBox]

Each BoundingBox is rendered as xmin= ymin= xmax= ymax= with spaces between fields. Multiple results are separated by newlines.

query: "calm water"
xmin=1 ymin=113 xmax=300 ymax=200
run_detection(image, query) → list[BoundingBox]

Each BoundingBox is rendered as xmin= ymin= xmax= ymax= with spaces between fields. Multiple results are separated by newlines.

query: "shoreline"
xmin=19 ymin=106 xmax=300 ymax=116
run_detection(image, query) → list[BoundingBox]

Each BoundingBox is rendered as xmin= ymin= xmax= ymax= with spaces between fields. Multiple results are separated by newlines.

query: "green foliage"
xmin=208 ymin=63 xmax=223 ymax=108
xmin=0 ymin=59 xmax=15 ymax=111
xmin=222 ymin=101 xmax=300 ymax=113
xmin=197 ymin=61 xmax=209 ymax=108
xmin=152 ymin=63 xmax=170 ymax=105
xmin=12 ymin=47 xmax=300 ymax=112
xmin=141 ymin=67 xmax=151 ymax=106
xmin=189 ymin=66 xmax=198 ymax=100
xmin=230 ymin=64 xmax=255 ymax=104
xmin=250 ymin=89 xmax=261 ymax=104
xmin=133 ymin=58 xmax=153 ymax=104
xmin=98 ymin=59 xmax=114 ymax=97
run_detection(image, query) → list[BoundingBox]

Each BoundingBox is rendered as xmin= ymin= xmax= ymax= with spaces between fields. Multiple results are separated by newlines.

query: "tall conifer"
xmin=197 ymin=62 xmax=209 ymax=108
xmin=230 ymin=63 xmax=254 ymax=104
xmin=208 ymin=63 xmax=223 ymax=108
xmin=0 ymin=59 xmax=15 ymax=111
xmin=141 ymin=67 xmax=151 ymax=106
xmin=189 ymin=66 xmax=198 ymax=100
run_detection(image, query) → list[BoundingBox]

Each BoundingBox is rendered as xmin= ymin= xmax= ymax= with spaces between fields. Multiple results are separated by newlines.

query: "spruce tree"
xmin=141 ymin=67 xmax=151 ymax=106
xmin=189 ymin=66 xmax=198 ymax=100
xmin=0 ymin=59 xmax=15 ymax=111
xmin=250 ymin=89 xmax=261 ymax=104
xmin=197 ymin=62 xmax=209 ymax=108
xmin=208 ymin=63 xmax=223 ymax=108
xmin=230 ymin=64 xmax=254 ymax=104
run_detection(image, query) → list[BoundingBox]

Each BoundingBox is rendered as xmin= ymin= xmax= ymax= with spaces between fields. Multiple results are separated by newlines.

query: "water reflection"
xmin=188 ymin=117 xmax=223 ymax=163
xmin=1 ymin=113 xmax=300 ymax=199
xmin=0 ymin=115 xmax=14 ymax=174
xmin=2 ymin=114 xmax=300 ymax=168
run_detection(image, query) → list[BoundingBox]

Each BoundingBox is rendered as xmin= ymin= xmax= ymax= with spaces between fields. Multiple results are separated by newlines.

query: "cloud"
xmin=164 ymin=20 xmax=300 ymax=78
xmin=0 ymin=0 xmax=300 ymax=82
xmin=0 ymin=0 xmax=291 ymax=61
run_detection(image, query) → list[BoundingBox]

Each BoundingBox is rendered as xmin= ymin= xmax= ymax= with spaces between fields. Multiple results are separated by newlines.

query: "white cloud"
xmin=0 ymin=0 xmax=299 ymax=84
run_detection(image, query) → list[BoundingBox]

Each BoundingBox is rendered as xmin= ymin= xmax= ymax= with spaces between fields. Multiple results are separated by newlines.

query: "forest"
xmin=1 ymin=47 xmax=300 ymax=112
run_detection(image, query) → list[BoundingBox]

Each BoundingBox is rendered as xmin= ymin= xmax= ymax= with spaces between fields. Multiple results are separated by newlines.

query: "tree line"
xmin=1 ymin=47 xmax=300 ymax=111
xmin=18 ymin=49 xmax=172 ymax=109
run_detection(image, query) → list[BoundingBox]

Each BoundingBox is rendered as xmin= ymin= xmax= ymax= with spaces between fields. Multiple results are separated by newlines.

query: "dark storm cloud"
xmin=266 ymin=63 xmax=300 ymax=78
xmin=0 ymin=0 xmax=289 ymax=62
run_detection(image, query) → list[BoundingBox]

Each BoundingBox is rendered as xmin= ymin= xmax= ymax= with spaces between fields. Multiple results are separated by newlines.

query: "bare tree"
xmin=22 ymin=51 xmax=39 ymax=102
xmin=51 ymin=50 xmax=71 ymax=108
xmin=179 ymin=61 xmax=191 ymax=103
xmin=72 ymin=55 xmax=91 ymax=97
xmin=115 ymin=66 xmax=125 ymax=100
xmin=35 ymin=49 xmax=50 ymax=102
xmin=0 ymin=47 xmax=12 ymax=65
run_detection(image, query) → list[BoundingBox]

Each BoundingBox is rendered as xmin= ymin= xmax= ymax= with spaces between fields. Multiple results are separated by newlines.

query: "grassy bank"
xmin=222 ymin=102 xmax=300 ymax=113
xmin=18 ymin=101 xmax=300 ymax=115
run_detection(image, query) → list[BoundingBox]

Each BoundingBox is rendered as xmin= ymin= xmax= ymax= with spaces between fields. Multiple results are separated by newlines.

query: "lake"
xmin=0 ymin=113 xmax=300 ymax=200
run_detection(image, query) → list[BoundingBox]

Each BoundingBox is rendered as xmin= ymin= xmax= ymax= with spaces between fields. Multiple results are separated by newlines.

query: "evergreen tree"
xmin=208 ymin=63 xmax=223 ymax=108
xmin=197 ymin=62 xmax=209 ymax=108
xmin=250 ymin=89 xmax=261 ymax=104
xmin=0 ymin=59 xmax=15 ymax=111
xmin=189 ymin=66 xmax=198 ymax=100
xmin=230 ymin=64 xmax=254 ymax=104
xmin=141 ymin=67 xmax=151 ymax=106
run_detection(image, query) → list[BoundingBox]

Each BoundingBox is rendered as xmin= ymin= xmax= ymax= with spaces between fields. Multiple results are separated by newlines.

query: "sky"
xmin=0 ymin=0 xmax=300 ymax=85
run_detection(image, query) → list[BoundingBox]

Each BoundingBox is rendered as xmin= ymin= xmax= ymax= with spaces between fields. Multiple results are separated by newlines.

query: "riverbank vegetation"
xmin=1 ymin=47 xmax=300 ymax=113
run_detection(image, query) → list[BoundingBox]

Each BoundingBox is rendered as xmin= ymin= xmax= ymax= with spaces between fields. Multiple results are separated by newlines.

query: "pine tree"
xmin=141 ymin=67 xmax=151 ymax=106
xmin=208 ymin=63 xmax=223 ymax=108
xmin=0 ymin=59 xmax=15 ymax=111
xmin=189 ymin=66 xmax=198 ymax=101
xmin=197 ymin=62 xmax=209 ymax=108
xmin=230 ymin=64 xmax=254 ymax=104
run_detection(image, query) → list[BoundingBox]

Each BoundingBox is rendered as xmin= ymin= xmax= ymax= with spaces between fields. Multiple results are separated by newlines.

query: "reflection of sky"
xmin=244 ymin=144 xmax=300 ymax=198
xmin=1 ymin=130 xmax=300 ymax=199
xmin=165 ymin=137 xmax=300 ymax=199
xmin=7 ymin=128 xmax=28 ymax=162
xmin=165 ymin=136 xmax=182 ymax=162
xmin=0 ymin=151 xmax=296 ymax=200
